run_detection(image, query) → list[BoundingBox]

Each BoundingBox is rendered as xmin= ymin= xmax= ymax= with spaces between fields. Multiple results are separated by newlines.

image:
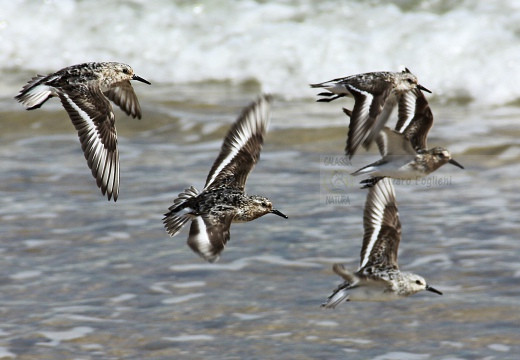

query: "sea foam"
xmin=2 ymin=1 xmax=519 ymax=105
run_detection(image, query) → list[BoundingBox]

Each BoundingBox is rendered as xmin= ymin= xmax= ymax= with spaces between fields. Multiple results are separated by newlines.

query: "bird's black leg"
xmin=360 ymin=177 xmax=385 ymax=189
xmin=316 ymin=94 xmax=346 ymax=103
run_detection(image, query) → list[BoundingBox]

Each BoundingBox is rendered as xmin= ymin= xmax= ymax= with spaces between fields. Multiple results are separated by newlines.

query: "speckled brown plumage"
xmin=163 ymin=95 xmax=287 ymax=263
xmin=15 ymin=62 xmax=151 ymax=201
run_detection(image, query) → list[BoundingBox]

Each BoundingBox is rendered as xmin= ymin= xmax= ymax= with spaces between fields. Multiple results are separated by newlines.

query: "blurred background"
xmin=1 ymin=1 xmax=519 ymax=359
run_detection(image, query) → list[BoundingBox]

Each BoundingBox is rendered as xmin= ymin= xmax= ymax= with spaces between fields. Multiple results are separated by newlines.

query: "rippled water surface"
xmin=2 ymin=0 xmax=520 ymax=358
xmin=1 ymin=82 xmax=520 ymax=359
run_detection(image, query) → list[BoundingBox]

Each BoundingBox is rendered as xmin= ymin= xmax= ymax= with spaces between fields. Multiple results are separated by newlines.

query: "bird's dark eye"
xmin=416 ymin=280 xmax=422 ymax=285
xmin=122 ymin=68 xmax=129 ymax=74
xmin=261 ymin=202 xmax=268 ymax=207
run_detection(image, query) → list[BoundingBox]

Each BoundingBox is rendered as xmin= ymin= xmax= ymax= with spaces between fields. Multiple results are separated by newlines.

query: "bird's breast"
xmin=348 ymin=286 xmax=401 ymax=302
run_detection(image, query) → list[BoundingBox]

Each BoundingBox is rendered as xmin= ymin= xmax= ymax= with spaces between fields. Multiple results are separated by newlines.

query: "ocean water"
xmin=1 ymin=1 xmax=520 ymax=359
xmin=2 ymin=0 xmax=520 ymax=105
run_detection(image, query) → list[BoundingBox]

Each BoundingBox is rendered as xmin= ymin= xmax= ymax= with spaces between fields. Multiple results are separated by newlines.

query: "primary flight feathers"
xmin=15 ymin=61 xmax=151 ymax=201
xmin=163 ymin=95 xmax=287 ymax=263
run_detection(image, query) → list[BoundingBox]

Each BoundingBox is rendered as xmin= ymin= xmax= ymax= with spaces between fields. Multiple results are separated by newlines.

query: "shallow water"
xmin=2 ymin=0 xmax=520 ymax=357
xmin=1 ymin=81 xmax=520 ymax=359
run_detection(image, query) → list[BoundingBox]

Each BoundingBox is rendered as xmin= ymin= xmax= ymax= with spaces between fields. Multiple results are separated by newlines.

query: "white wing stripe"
xmin=347 ymin=84 xmax=373 ymax=126
xmin=348 ymin=85 xmax=373 ymax=110
xmin=62 ymin=93 xmax=116 ymax=197
xmin=204 ymin=98 xmax=270 ymax=190
xmin=396 ymin=93 xmax=417 ymax=133
xmin=204 ymin=133 xmax=246 ymax=189
xmin=191 ymin=217 xmax=212 ymax=256
xmin=360 ymin=224 xmax=382 ymax=269
xmin=62 ymin=93 xmax=96 ymax=129
xmin=359 ymin=186 xmax=387 ymax=269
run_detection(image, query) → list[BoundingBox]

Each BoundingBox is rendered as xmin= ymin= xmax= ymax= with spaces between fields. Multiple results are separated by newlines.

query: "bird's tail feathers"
xmin=321 ymin=263 xmax=359 ymax=309
xmin=163 ymin=186 xmax=200 ymax=237
xmin=15 ymin=75 xmax=55 ymax=110
xmin=171 ymin=186 xmax=199 ymax=207
xmin=321 ymin=285 xmax=350 ymax=309
xmin=321 ymin=264 xmax=357 ymax=309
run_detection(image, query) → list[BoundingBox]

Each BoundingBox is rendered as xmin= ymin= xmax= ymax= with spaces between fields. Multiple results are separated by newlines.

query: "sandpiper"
xmin=15 ymin=62 xmax=151 ymax=201
xmin=163 ymin=95 xmax=288 ymax=263
xmin=310 ymin=68 xmax=431 ymax=158
xmin=345 ymin=88 xmax=464 ymax=188
xmin=322 ymin=178 xmax=442 ymax=308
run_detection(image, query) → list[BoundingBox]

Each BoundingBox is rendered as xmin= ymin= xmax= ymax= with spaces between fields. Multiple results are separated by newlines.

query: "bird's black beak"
xmin=417 ymin=84 xmax=432 ymax=93
xmin=271 ymin=209 xmax=288 ymax=219
xmin=426 ymin=285 xmax=443 ymax=295
xmin=132 ymin=74 xmax=151 ymax=85
xmin=448 ymin=158 xmax=464 ymax=169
